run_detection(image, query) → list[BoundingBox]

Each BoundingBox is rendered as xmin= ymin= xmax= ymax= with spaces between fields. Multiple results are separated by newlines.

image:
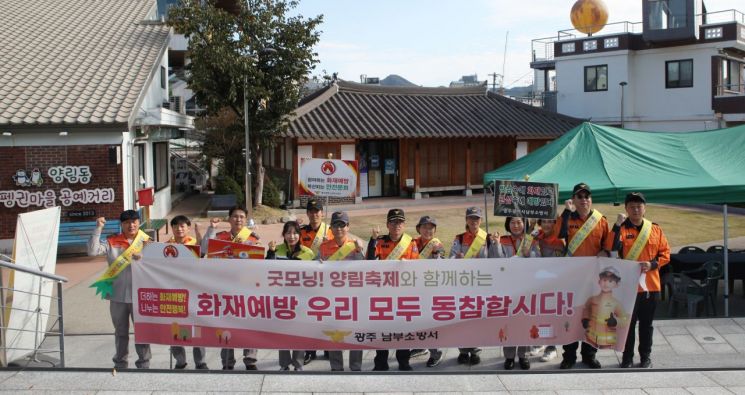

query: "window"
xmin=133 ymin=144 xmax=145 ymax=201
xmin=704 ymin=27 xmax=723 ymax=39
xmin=562 ymin=42 xmax=575 ymax=53
xmin=160 ymin=66 xmax=166 ymax=89
xmin=604 ymin=37 xmax=619 ymax=48
xmin=666 ymin=59 xmax=693 ymax=88
xmin=584 ymin=65 xmax=608 ymax=92
xmin=583 ymin=40 xmax=597 ymax=51
xmin=722 ymin=59 xmax=744 ymax=93
xmin=153 ymin=142 xmax=169 ymax=191
xmin=648 ymin=0 xmax=687 ymax=30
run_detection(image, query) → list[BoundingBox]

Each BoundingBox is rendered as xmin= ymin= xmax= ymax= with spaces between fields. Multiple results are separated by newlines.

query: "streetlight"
xmin=619 ymin=81 xmax=628 ymax=129
xmin=244 ymin=46 xmax=277 ymax=222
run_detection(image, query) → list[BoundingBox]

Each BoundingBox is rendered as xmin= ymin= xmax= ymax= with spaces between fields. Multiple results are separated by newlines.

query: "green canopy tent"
xmin=483 ymin=122 xmax=745 ymax=316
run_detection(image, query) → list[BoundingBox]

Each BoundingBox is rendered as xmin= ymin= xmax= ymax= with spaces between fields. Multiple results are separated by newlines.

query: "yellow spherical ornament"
xmin=570 ymin=0 xmax=608 ymax=35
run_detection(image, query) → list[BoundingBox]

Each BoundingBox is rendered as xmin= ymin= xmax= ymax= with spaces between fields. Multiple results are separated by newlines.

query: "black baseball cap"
xmin=572 ymin=183 xmax=591 ymax=196
xmin=387 ymin=208 xmax=405 ymax=222
xmin=330 ymin=211 xmax=349 ymax=225
xmin=306 ymin=199 xmax=323 ymax=211
xmin=416 ymin=215 xmax=437 ymax=228
xmin=119 ymin=209 xmax=140 ymax=222
xmin=625 ymin=192 xmax=646 ymax=204
xmin=465 ymin=206 xmax=483 ymax=218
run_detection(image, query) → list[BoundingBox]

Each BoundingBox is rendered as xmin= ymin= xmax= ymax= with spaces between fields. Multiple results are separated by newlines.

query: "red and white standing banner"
xmin=133 ymin=243 xmax=639 ymax=351
xmin=298 ymin=158 xmax=358 ymax=198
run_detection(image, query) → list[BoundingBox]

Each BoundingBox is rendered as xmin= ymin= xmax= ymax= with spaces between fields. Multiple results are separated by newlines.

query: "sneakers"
xmin=640 ymin=358 xmax=652 ymax=368
xmin=398 ymin=364 xmax=413 ymax=371
xmin=456 ymin=353 xmax=470 ymax=364
xmin=410 ymin=349 xmax=430 ymax=358
xmin=469 ymin=353 xmax=481 ymax=365
xmin=426 ymin=351 xmax=443 ymax=367
xmin=620 ymin=358 xmax=633 ymax=368
xmin=174 ymin=363 xmax=187 ymax=370
xmin=245 ymin=364 xmax=258 ymax=371
xmin=303 ymin=351 xmax=316 ymax=365
xmin=540 ymin=348 xmax=557 ymax=362
xmin=195 ymin=363 xmax=209 ymax=370
xmin=528 ymin=346 xmax=545 ymax=357
xmin=372 ymin=364 xmax=389 ymax=371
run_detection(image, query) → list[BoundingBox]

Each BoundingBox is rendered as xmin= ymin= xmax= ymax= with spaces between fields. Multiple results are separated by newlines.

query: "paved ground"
xmin=4 ymin=192 xmax=745 ymax=393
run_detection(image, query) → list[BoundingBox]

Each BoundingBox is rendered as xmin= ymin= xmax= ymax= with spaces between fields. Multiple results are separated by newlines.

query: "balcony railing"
xmin=702 ymin=9 xmax=745 ymax=25
xmin=715 ymin=83 xmax=745 ymax=96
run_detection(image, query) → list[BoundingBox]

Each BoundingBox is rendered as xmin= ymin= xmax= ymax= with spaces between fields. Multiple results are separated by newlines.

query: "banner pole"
xmin=483 ymin=182 xmax=490 ymax=234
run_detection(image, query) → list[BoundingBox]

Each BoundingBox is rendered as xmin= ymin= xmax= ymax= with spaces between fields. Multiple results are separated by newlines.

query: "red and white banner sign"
xmin=133 ymin=243 xmax=639 ymax=351
xmin=298 ymin=158 xmax=358 ymax=198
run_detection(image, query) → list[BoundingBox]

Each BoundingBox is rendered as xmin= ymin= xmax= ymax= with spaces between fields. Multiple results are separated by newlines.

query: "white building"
xmin=0 ymin=0 xmax=194 ymax=249
xmin=531 ymin=0 xmax=745 ymax=131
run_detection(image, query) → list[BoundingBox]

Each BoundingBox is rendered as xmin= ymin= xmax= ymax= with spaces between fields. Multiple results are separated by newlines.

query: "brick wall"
xmin=0 ymin=145 xmax=124 ymax=239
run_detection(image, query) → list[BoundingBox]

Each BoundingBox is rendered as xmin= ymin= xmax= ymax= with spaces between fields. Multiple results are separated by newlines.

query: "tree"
xmin=169 ymin=0 xmax=322 ymax=207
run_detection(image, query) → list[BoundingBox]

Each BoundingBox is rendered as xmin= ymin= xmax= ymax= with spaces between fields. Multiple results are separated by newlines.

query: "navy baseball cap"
xmin=330 ymin=211 xmax=349 ymax=225
xmin=416 ymin=215 xmax=437 ymax=228
xmin=387 ymin=208 xmax=405 ymax=222
xmin=465 ymin=206 xmax=482 ymax=218
xmin=624 ymin=192 xmax=646 ymax=204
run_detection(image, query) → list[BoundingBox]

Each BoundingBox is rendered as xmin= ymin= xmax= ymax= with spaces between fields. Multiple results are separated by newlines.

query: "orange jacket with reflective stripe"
xmin=554 ymin=210 xmax=610 ymax=257
xmin=605 ymin=220 xmax=671 ymax=292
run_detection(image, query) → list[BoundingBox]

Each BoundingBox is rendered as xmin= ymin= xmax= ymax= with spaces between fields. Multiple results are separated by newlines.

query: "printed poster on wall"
xmin=133 ymin=243 xmax=639 ymax=351
xmin=299 ymin=158 xmax=358 ymax=198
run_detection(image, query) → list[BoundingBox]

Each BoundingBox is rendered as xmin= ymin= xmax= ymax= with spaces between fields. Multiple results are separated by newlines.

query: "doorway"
xmin=361 ymin=140 xmax=399 ymax=197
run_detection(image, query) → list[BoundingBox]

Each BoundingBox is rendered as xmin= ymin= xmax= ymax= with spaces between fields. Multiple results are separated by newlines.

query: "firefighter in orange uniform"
xmin=581 ymin=266 xmax=628 ymax=350
xmin=367 ymin=208 xmax=419 ymax=371
xmin=411 ymin=215 xmax=445 ymax=367
xmin=167 ymin=215 xmax=208 ymax=370
xmin=448 ymin=206 xmax=500 ymax=366
xmin=299 ymin=198 xmax=333 ymax=364
xmin=318 ymin=211 xmax=365 ymax=371
xmin=554 ymin=183 xmax=610 ymax=370
xmin=201 ymin=205 xmax=260 ymax=370
xmin=607 ymin=192 xmax=670 ymax=369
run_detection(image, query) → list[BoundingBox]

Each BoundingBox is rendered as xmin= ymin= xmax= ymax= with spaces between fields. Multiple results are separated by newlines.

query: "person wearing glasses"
xmin=555 ymin=183 xmax=611 ymax=370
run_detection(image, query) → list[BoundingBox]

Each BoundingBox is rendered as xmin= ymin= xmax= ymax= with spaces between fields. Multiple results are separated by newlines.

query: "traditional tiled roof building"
xmin=275 ymin=80 xmax=581 ymax=203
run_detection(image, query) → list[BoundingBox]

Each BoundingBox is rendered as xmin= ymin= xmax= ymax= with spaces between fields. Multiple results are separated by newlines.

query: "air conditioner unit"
xmin=169 ymin=96 xmax=185 ymax=114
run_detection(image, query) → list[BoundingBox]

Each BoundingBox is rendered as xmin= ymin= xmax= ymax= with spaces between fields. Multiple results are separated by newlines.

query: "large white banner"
xmin=1 ymin=206 xmax=60 ymax=366
xmin=133 ymin=243 xmax=640 ymax=352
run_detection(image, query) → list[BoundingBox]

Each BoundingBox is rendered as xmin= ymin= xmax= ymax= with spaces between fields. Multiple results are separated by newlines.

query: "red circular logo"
xmin=163 ymin=245 xmax=179 ymax=258
xmin=321 ymin=161 xmax=336 ymax=175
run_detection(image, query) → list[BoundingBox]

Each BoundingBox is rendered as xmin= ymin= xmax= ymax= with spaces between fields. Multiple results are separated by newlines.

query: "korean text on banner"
xmin=494 ymin=180 xmax=558 ymax=219
xmin=133 ymin=243 xmax=639 ymax=351
xmin=298 ymin=158 xmax=358 ymax=198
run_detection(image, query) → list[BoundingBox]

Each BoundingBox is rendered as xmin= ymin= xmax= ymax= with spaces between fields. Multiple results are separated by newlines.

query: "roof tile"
xmin=0 ymin=0 xmax=169 ymax=126
xmin=287 ymin=81 xmax=582 ymax=139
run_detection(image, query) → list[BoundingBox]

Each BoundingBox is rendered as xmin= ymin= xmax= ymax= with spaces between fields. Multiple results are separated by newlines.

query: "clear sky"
xmin=293 ymin=0 xmax=743 ymax=88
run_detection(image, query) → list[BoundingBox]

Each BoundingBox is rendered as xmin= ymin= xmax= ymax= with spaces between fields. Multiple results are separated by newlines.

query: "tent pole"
xmin=724 ymin=204 xmax=730 ymax=317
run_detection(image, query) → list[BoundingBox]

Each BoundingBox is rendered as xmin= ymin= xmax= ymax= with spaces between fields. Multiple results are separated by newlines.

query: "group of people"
xmin=88 ymin=182 xmax=669 ymax=372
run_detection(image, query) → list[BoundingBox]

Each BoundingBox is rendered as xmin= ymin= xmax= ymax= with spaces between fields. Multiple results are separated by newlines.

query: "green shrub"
xmin=262 ymin=176 xmax=282 ymax=208
xmin=215 ymin=175 xmax=244 ymax=207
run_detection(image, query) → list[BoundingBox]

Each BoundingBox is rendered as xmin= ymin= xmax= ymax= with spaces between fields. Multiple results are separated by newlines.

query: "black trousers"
xmin=562 ymin=341 xmax=597 ymax=362
xmin=374 ymin=349 xmax=410 ymax=368
xmin=623 ymin=291 xmax=658 ymax=360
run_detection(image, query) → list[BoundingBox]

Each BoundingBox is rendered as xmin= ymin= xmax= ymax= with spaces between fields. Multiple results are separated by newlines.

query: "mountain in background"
xmin=380 ymin=74 xmax=417 ymax=86
xmin=503 ymin=85 xmax=534 ymax=97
